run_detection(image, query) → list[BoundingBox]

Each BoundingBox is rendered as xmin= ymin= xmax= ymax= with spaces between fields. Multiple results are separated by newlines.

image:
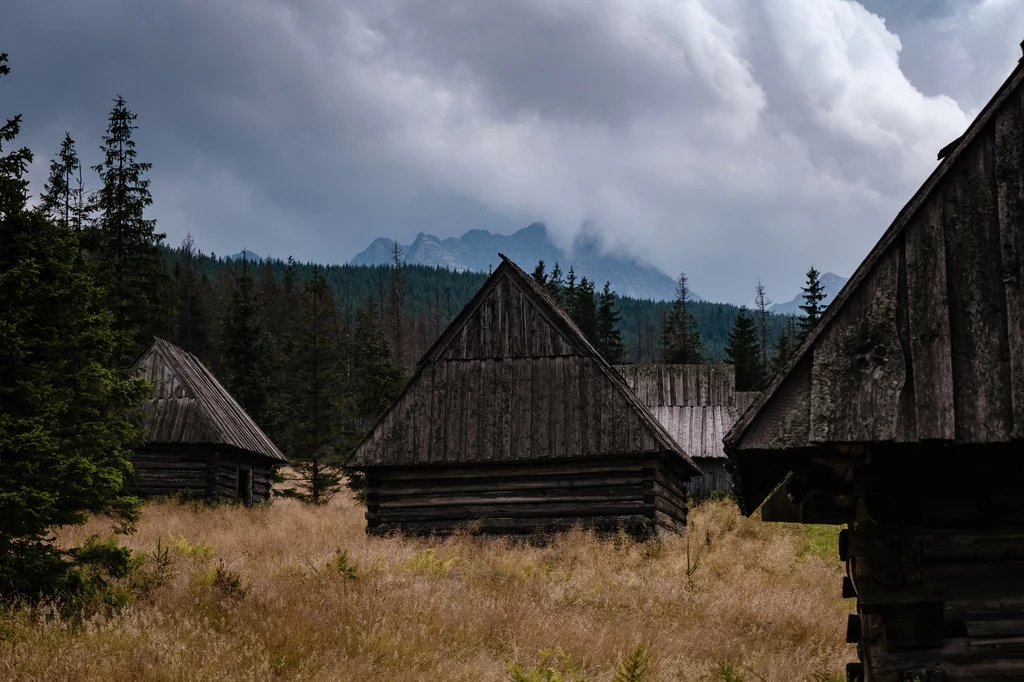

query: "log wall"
xmin=128 ymin=446 xmax=274 ymax=503
xmin=363 ymin=454 xmax=689 ymax=536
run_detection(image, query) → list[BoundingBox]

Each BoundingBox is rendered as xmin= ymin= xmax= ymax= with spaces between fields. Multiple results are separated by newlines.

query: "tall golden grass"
xmin=0 ymin=493 xmax=853 ymax=681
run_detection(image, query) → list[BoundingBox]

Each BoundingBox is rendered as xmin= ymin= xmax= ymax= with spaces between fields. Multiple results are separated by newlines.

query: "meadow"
xmin=0 ymin=493 xmax=854 ymax=681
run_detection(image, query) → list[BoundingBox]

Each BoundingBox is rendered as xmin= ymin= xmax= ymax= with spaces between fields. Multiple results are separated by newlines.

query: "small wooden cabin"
xmin=725 ymin=48 xmax=1024 ymax=681
xmin=130 ymin=338 xmax=286 ymax=503
xmin=347 ymin=255 xmax=701 ymax=536
xmin=619 ymin=364 xmax=758 ymax=499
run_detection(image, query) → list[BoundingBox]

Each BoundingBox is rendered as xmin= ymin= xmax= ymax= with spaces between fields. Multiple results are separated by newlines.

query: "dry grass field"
xmin=0 ymin=493 xmax=854 ymax=681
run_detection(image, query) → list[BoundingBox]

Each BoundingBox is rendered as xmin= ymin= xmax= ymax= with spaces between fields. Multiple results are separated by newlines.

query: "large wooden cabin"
xmin=130 ymin=338 xmax=286 ymax=503
xmin=725 ymin=48 xmax=1024 ymax=681
xmin=618 ymin=364 xmax=757 ymax=499
xmin=347 ymin=255 xmax=701 ymax=536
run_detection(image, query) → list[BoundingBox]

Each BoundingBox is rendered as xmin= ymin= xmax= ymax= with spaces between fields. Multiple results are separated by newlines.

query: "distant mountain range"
xmin=350 ymin=223 xmax=700 ymax=302
xmin=769 ymin=272 xmax=848 ymax=316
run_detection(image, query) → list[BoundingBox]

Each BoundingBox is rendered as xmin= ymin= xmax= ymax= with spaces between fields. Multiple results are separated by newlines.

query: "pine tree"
xmin=284 ymin=270 xmax=349 ymax=504
xmin=725 ymin=307 xmax=764 ymax=391
xmin=546 ymin=262 xmax=564 ymax=305
xmin=660 ymin=272 xmax=704 ymax=364
xmin=596 ymin=281 xmax=625 ymax=364
xmin=388 ymin=241 xmax=407 ymax=367
xmin=353 ymin=298 xmax=406 ymax=418
xmin=89 ymin=96 xmax=171 ymax=360
xmin=564 ymin=266 xmax=578 ymax=314
xmin=573 ymin=276 xmax=598 ymax=343
xmin=798 ymin=266 xmax=827 ymax=341
xmin=754 ymin=279 xmax=771 ymax=374
xmin=0 ymin=58 xmax=149 ymax=597
xmin=171 ymin=233 xmax=208 ymax=359
xmin=770 ymin=314 xmax=797 ymax=375
xmin=531 ymin=260 xmax=547 ymax=286
xmin=39 ymin=133 xmax=80 ymax=227
xmin=0 ymin=54 xmax=31 ymax=220
xmin=219 ymin=257 xmax=274 ymax=428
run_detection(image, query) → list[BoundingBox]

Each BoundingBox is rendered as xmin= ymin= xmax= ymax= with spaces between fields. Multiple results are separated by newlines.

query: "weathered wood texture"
xmin=687 ymin=458 xmax=733 ymax=500
xmin=843 ymin=448 xmax=1024 ymax=681
xmin=363 ymin=455 xmax=689 ymax=536
xmin=126 ymin=446 xmax=274 ymax=502
xmin=133 ymin=338 xmax=286 ymax=461
xmin=727 ymin=60 xmax=1024 ymax=465
xmin=618 ymin=364 xmax=758 ymax=459
xmin=349 ymin=260 xmax=696 ymax=473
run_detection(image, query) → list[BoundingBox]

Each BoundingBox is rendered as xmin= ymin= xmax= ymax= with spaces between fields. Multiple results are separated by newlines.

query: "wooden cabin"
xmin=347 ymin=255 xmax=701 ymax=536
xmin=618 ymin=364 xmax=757 ymax=499
xmin=130 ymin=338 xmax=286 ymax=503
xmin=725 ymin=48 xmax=1024 ymax=682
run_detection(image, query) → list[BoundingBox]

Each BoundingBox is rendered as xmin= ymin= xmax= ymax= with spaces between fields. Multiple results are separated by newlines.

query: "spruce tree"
xmin=564 ymin=266 xmax=577 ymax=314
xmin=725 ymin=307 xmax=764 ymax=391
xmin=660 ymin=272 xmax=704 ymax=364
xmin=353 ymin=298 xmax=406 ymax=418
xmin=219 ymin=257 xmax=274 ymax=429
xmin=798 ymin=266 xmax=827 ymax=341
xmin=388 ymin=241 xmax=407 ymax=367
xmin=546 ymin=262 xmax=564 ymax=305
xmin=573 ymin=276 xmax=598 ymax=344
xmin=0 ymin=54 xmax=31 ymax=219
xmin=770 ymin=314 xmax=797 ymax=375
xmin=284 ymin=270 xmax=349 ymax=504
xmin=531 ymin=260 xmax=547 ymax=286
xmin=0 ymin=58 xmax=149 ymax=597
xmin=90 ymin=96 xmax=171 ymax=360
xmin=39 ymin=133 xmax=80 ymax=227
xmin=596 ymin=281 xmax=625 ymax=364
xmin=754 ymin=279 xmax=771 ymax=374
xmin=172 ymin=233 xmax=208 ymax=359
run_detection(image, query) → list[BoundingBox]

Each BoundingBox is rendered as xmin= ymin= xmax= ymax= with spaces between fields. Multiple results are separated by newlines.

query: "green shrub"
xmin=613 ymin=645 xmax=651 ymax=682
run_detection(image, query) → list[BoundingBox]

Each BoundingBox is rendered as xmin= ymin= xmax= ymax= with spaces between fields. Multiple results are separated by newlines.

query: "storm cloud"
xmin=4 ymin=0 xmax=1023 ymax=303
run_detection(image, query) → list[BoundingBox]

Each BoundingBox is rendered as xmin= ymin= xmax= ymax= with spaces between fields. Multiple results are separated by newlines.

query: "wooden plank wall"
xmin=617 ymin=364 xmax=737 ymax=407
xmin=128 ymin=447 xmax=273 ymax=502
xmin=736 ymin=95 xmax=1024 ymax=450
xmin=363 ymin=456 xmax=689 ymax=535
xmin=688 ymin=458 xmax=733 ymax=500
xmin=357 ymin=357 xmax=665 ymax=466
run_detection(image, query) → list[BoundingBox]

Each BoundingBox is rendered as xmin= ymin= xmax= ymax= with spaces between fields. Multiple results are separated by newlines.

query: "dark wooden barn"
xmin=347 ymin=255 xmax=701 ymax=536
xmin=129 ymin=338 xmax=286 ymax=503
xmin=618 ymin=364 xmax=758 ymax=499
xmin=725 ymin=48 xmax=1024 ymax=681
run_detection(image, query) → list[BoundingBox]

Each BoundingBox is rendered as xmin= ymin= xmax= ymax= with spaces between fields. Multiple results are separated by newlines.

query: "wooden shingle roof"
xmin=724 ymin=53 xmax=1024 ymax=513
xmin=348 ymin=255 xmax=700 ymax=474
xmin=133 ymin=338 xmax=286 ymax=462
xmin=619 ymin=364 xmax=758 ymax=460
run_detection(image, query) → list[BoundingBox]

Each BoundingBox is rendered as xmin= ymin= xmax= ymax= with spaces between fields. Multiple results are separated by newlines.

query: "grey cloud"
xmin=3 ymin=0 xmax=1022 ymax=304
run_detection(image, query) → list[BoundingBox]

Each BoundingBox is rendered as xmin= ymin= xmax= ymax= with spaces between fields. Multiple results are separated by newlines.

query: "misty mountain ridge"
xmin=769 ymin=272 xmax=848 ymax=315
xmin=351 ymin=223 xmax=702 ymax=302
xmin=226 ymin=250 xmax=263 ymax=263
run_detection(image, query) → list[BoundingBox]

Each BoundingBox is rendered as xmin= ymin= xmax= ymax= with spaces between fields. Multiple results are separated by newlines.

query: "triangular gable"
xmin=725 ymin=53 xmax=1024 ymax=510
xmin=349 ymin=256 xmax=700 ymax=473
xmin=133 ymin=338 xmax=286 ymax=462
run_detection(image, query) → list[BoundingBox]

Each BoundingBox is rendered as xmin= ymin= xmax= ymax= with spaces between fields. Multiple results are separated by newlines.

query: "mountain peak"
xmin=350 ymin=224 xmax=696 ymax=301
xmin=769 ymin=271 xmax=848 ymax=315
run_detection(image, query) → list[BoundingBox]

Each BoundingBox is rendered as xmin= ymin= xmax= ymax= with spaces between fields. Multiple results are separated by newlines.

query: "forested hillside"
xmin=170 ymin=246 xmax=792 ymax=369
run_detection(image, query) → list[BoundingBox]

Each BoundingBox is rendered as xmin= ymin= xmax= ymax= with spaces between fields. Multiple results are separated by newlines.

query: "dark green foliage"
xmin=570 ymin=276 xmax=598 ymax=343
xmin=219 ymin=258 xmax=274 ymax=429
xmin=770 ymin=314 xmax=798 ymax=376
xmin=531 ymin=260 xmax=547 ymax=285
xmin=283 ymin=271 xmax=350 ymax=504
xmin=0 ymin=54 xmax=32 ymax=219
xmin=171 ymin=233 xmax=209 ymax=359
xmin=660 ymin=272 xmax=703 ymax=364
xmin=0 ymin=204 xmax=149 ymax=599
xmin=546 ymin=262 xmax=564 ymax=306
xmin=39 ymin=133 xmax=81 ymax=227
xmin=353 ymin=298 xmax=406 ymax=417
xmin=89 ymin=96 xmax=171 ymax=360
xmin=725 ymin=307 xmax=765 ymax=391
xmin=596 ymin=281 xmax=625 ymax=364
xmin=798 ymin=266 xmax=827 ymax=341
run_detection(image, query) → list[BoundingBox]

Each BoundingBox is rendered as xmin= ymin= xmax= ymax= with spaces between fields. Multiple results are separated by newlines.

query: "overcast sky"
xmin=4 ymin=0 xmax=1024 ymax=304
